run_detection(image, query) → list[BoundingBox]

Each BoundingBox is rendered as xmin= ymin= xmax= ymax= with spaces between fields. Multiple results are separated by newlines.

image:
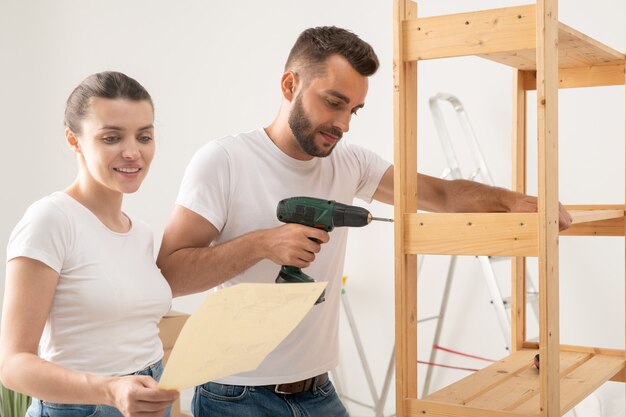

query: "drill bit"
xmin=369 ymin=215 xmax=394 ymax=223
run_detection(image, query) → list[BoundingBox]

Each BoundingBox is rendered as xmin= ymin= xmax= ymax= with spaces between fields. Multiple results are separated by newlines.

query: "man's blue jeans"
xmin=26 ymin=360 xmax=170 ymax=417
xmin=192 ymin=378 xmax=349 ymax=417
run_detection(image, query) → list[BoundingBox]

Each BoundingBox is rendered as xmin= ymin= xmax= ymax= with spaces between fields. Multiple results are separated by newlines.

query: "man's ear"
xmin=281 ymin=71 xmax=298 ymax=102
xmin=65 ymin=128 xmax=81 ymax=153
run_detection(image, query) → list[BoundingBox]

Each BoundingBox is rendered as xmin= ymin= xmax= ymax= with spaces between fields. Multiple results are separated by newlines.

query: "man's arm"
xmin=372 ymin=166 xmax=573 ymax=230
xmin=157 ymin=206 xmax=330 ymax=297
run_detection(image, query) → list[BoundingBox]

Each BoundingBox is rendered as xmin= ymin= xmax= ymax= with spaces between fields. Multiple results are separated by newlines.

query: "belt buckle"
xmin=274 ymin=384 xmax=292 ymax=395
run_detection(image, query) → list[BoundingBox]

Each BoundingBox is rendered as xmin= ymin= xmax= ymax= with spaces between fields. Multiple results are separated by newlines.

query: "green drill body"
xmin=275 ymin=196 xmax=392 ymax=303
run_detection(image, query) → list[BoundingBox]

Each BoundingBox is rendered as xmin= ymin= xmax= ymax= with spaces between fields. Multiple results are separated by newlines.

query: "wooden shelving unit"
xmin=392 ymin=1 xmax=625 ymax=416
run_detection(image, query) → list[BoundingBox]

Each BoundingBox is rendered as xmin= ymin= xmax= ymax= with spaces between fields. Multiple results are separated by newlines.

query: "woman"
xmin=0 ymin=71 xmax=179 ymax=417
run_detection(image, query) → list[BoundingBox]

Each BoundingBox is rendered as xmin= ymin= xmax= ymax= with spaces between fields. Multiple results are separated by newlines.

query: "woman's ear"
xmin=65 ymin=128 xmax=81 ymax=153
xmin=281 ymin=71 xmax=298 ymax=102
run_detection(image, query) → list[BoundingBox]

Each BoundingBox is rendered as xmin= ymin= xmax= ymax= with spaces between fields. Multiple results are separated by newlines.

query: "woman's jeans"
xmin=26 ymin=360 xmax=169 ymax=417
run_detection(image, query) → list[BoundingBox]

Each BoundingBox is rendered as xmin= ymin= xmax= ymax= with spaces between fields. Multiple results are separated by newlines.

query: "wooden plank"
xmin=522 ymin=64 xmax=626 ymax=90
xmin=565 ymin=204 xmax=625 ymax=210
xmin=525 ymin=342 xmax=626 ymax=381
xmin=480 ymin=48 xmax=539 ymax=70
xmin=406 ymin=399 xmax=529 ymax=417
xmin=536 ymin=0 xmax=561 ymax=415
xmin=569 ymin=209 xmax=624 ymax=224
xmin=393 ymin=0 xmax=418 ymax=415
xmin=403 ymin=5 xmax=536 ymax=61
xmin=610 ymin=367 xmax=626 ymax=383
xmin=404 ymin=213 xmax=538 ymax=256
xmin=561 ymin=217 xmax=625 ymax=236
xmin=558 ymin=23 xmax=625 ymax=68
xmin=613 ymin=57 xmax=626 ymax=394
xmin=426 ymin=350 xmax=537 ymax=405
xmin=560 ymin=344 xmax=626 ymax=357
xmin=523 ymin=341 xmax=540 ymax=350
xmin=418 ymin=350 xmax=623 ymax=416
xmin=522 ymin=340 xmax=626 ymax=356
xmin=513 ymin=355 xmax=625 ymax=415
xmin=560 ymin=205 xmax=625 ymax=236
xmin=465 ymin=351 xmax=588 ymax=412
xmin=557 ymin=64 xmax=626 ymax=88
xmin=404 ymin=4 xmax=624 ymax=70
xmin=479 ymin=24 xmax=624 ymax=70
xmin=512 ymin=69 xmax=528 ymax=351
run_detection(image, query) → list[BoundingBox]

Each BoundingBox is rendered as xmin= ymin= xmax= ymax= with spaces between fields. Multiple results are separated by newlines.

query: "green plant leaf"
xmin=0 ymin=384 xmax=32 ymax=417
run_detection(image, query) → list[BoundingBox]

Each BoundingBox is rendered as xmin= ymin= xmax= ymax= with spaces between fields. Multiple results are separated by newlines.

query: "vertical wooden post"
xmin=536 ymin=0 xmax=560 ymax=416
xmin=512 ymin=69 xmax=528 ymax=352
xmin=393 ymin=0 xmax=418 ymax=415
xmin=623 ymin=52 xmax=626 ymax=398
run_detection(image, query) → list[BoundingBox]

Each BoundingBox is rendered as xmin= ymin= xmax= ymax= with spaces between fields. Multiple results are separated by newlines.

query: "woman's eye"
xmin=102 ymin=136 xmax=120 ymax=144
xmin=138 ymin=135 xmax=153 ymax=143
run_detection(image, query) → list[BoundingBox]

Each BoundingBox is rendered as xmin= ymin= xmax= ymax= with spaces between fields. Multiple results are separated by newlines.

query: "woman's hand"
xmin=106 ymin=375 xmax=179 ymax=417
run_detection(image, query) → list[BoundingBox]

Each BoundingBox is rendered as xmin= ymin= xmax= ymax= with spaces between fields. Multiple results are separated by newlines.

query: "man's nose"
xmin=334 ymin=111 xmax=351 ymax=133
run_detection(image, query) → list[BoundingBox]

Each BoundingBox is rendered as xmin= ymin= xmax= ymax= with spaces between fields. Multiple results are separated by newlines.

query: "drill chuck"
xmin=331 ymin=202 xmax=372 ymax=228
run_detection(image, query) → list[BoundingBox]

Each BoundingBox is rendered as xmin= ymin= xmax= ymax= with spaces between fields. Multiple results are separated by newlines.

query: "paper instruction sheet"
xmin=159 ymin=282 xmax=327 ymax=390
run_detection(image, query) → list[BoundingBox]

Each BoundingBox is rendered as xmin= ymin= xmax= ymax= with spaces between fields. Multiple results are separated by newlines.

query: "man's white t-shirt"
xmin=6 ymin=192 xmax=172 ymax=376
xmin=176 ymin=128 xmax=390 ymax=385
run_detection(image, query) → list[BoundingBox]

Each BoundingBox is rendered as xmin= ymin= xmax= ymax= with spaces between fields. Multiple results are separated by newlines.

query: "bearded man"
xmin=157 ymin=26 xmax=571 ymax=417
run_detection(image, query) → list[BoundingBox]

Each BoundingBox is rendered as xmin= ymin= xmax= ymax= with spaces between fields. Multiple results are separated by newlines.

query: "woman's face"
xmin=71 ymin=97 xmax=155 ymax=195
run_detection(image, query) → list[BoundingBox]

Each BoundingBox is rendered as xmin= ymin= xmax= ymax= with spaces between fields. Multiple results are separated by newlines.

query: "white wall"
xmin=1 ymin=1 xmax=624 ymax=416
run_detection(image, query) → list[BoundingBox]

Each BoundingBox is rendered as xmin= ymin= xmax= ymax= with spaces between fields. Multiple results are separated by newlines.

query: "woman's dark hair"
xmin=285 ymin=26 xmax=379 ymax=80
xmin=64 ymin=71 xmax=153 ymax=134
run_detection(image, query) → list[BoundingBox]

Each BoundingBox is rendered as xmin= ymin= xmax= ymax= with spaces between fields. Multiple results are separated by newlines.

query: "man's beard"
xmin=288 ymin=94 xmax=342 ymax=158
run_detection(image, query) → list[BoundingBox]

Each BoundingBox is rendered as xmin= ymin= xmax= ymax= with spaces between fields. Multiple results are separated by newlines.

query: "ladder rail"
xmin=336 ymin=279 xmax=396 ymax=417
xmin=429 ymin=93 xmax=496 ymax=186
xmin=341 ymin=287 xmax=380 ymax=405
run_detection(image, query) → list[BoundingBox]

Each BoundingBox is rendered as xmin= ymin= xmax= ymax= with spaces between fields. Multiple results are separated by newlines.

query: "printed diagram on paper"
xmin=159 ymin=282 xmax=327 ymax=390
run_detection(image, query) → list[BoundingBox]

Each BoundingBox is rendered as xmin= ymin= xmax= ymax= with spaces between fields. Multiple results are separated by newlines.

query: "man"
xmin=157 ymin=26 xmax=572 ymax=417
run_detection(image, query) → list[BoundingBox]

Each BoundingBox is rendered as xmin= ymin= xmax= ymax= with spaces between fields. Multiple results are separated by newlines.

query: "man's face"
xmin=288 ymin=92 xmax=343 ymax=157
xmin=287 ymin=54 xmax=369 ymax=159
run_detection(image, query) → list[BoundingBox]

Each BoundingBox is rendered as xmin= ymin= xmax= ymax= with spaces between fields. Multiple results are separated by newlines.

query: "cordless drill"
xmin=275 ymin=196 xmax=393 ymax=304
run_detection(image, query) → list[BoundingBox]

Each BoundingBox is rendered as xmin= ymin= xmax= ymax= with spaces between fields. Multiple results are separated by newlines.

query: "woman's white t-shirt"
xmin=6 ymin=192 xmax=172 ymax=376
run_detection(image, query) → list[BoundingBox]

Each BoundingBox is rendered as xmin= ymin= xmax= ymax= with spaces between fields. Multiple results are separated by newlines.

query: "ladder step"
xmin=501 ymin=291 xmax=539 ymax=307
xmin=476 ymin=255 xmax=509 ymax=262
xmin=418 ymin=315 xmax=440 ymax=324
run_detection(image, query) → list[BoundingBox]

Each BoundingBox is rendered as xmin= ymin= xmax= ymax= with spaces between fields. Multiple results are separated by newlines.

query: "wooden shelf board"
xmin=421 ymin=349 xmax=624 ymax=416
xmin=404 ymin=212 xmax=538 ymax=257
xmin=569 ymin=208 xmax=624 ymax=224
xmin=558 ymin=23 xmax=625 ymax=68
xmin=403 ymin=209 xmax=624 ymax=256
xmin=404 ymin=5 xmax=625 ymax=70
xmin=522 ymin=64 xmax=626 ymax=90
xmin=480 ymin=23 xmax=624 ymax=70
xmin=561 ymin=208 xmax=625 ymax=236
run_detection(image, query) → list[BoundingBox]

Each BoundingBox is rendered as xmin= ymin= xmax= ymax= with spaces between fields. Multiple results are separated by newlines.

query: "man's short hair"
xmin=285 ymin=26 xmax=379 ymax=80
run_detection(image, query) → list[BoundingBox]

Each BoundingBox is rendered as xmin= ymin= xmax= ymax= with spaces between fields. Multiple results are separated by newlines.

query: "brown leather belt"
xmin=261 ymin=372 xmax=329 ymax=395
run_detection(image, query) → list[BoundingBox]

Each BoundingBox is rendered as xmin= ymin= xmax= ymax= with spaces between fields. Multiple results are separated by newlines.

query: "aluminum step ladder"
xmin=421 ymin=92 xmax=540 ymax=396
xmin=332 ymin=276 xmax=396 ymax=417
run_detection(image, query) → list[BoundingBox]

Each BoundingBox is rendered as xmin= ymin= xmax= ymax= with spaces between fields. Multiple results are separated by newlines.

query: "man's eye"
xmin=326 ymin=99 xmax=341 ymax=108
